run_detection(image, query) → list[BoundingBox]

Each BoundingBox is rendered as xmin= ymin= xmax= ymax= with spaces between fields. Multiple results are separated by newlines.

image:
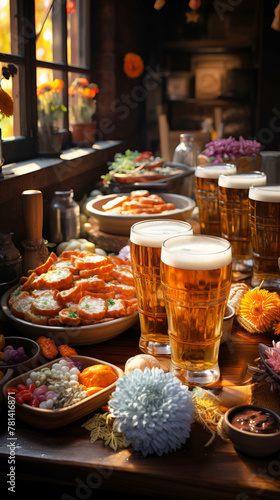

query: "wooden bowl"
xmin=2 ymin=355 xmax=123 ymax=429
xmin=86 ymin=193 xmax=196 ymax=236
xmin=223 ymin=404 xmax=280 ymax=457
xmin=0 ymin=336 xmax=41 ymax=375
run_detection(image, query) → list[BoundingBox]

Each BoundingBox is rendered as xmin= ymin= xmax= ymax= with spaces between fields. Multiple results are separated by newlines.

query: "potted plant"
xmin=68 ymin=78 xmax=99 ymax=145
xmin=37 ymin=78 xmax=67 ymax=155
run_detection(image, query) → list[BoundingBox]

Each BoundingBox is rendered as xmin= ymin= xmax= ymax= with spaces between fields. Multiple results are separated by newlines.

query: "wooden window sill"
xmin=0 ymin=140 xmax=123 ymax=204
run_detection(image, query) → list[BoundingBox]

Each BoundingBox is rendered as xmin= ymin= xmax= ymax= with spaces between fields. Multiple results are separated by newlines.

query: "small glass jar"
xmin=49 ymin=189 xmax=80 ymax=244
xmin=173 ymin=133 xmax=199 ymax=199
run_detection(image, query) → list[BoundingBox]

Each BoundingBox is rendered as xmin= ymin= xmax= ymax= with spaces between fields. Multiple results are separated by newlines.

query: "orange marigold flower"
xmin=239 ymin=288 xmax=280 ymax=333
xmin=68 ymin=85 xmax=77 ymax=96
xmin=51 ymin=79 xmax=64 ymax=92
xmin=83 ymin=87 xmax=99 ymax=98
xmin=37 ymin=82 xmax=52 ymax=96
xmin=274 ymin=322 xmax=280 ymax=335
xmin=0 ymin=87 xmax=14 ymax=118
xmin=123 ymin=52 xmax=144 ymax=78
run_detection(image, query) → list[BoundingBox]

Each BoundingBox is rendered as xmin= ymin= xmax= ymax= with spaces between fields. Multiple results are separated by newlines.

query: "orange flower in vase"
xmin=69 ymin=77 xmax=99 ymax=144
xmin=37 ymin=78 xmax=67 ymax=155
xmin=123 ymin=53 xmax=144 ymax=78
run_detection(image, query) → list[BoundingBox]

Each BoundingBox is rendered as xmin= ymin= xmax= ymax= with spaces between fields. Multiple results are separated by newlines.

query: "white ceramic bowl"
xmin=86 ymin=192 xmax=196 ymax=236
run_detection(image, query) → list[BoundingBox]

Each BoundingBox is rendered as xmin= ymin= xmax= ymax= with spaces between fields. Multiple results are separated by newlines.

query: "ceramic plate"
xmin=86 ymin=192 xmax=196 ymax=236
xmin=2 ymin=355 xmax=123 ymax=429
xmin=1 ymin=286 xmax=138 ymax=346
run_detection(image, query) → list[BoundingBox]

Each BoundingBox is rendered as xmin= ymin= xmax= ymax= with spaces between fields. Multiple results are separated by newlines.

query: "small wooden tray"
xmin=3 ymin=355 xmax=123 ymax=429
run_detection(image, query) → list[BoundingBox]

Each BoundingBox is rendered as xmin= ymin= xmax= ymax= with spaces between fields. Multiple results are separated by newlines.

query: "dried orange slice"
xmin=10 ymin=293 xmax=33 ymax=320
xmin=77 ymin=295 xmax=107 ymax=320
xmin=58 ymin=307 xmax=81 ymax=326
xmin=43 ymin=268 xmax=73 ymax=290
xmin=32 ymin=290 xmax=62 ymax=317
xmin=29 ymin=252 xmax=57 ymax=276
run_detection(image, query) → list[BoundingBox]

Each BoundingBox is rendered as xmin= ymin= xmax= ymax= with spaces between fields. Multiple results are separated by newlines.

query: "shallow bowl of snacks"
xmin=3 ymin=355 xmax=123 ymax=429
xmin=86 ymin=192 xmax=196 ymax=236
xmin=223 ymin=404 xmax=280 ymax=457
xmin=0 ymin=249 xmax=139 ymax=346
xmin=0 ymin=336 xmax=41 ymax=375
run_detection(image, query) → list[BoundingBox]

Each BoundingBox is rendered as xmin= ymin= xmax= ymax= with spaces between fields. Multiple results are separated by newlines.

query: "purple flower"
xmin=202 ymin=136 xmax=262 ymax=160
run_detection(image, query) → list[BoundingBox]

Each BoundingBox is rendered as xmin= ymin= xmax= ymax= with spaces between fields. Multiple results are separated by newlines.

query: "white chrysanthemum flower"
xmin=109 ymin=367 xmax=194 ymax=457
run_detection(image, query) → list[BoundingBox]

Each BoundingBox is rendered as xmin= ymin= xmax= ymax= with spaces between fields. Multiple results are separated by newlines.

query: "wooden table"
xmin=0 ymin=312 xmax=280 ymax=500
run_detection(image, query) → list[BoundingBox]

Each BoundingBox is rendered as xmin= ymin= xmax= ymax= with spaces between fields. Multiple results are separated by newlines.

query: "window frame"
xmin=1 ymin=0 xmax=93 ymax=165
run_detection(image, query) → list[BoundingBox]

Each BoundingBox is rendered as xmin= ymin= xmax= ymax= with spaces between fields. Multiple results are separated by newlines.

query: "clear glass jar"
xmin=173 ymin=133 xmax=198 ymax=167
xmin=172 ymin=133 xmax=199 ymax=199
xmin=50 ymin=189 xmax=80 ymax=244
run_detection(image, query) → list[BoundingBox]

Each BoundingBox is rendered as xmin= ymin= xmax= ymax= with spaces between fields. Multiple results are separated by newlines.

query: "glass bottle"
xmin=172 ymin=133 xmax=199 ymax=199
xmin=50 ymin=189 xmax=80 ymax=244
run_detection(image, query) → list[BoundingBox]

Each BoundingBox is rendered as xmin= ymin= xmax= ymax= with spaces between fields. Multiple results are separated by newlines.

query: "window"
xmin=0 ymin=0 xmax=92 ymax=163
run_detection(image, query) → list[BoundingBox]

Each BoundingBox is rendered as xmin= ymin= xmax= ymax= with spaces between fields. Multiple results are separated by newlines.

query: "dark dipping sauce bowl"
xmin=223 ymin=404 xmax=280 ymax=457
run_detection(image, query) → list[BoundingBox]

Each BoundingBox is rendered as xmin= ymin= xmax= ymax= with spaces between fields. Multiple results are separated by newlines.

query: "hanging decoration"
xmin=271 ymin=1 xmax=280 ymax=31
xmin=123 ymin=53 xmax=144 ymax=79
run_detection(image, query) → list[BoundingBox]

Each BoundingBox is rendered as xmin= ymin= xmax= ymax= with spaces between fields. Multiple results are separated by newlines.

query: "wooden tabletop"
xmin=0 ymin=310 xmax=280 ymax=500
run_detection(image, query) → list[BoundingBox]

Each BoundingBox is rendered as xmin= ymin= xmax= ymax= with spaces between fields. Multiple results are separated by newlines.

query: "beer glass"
xmin=218 ymin=171 xmax=267 ymax=272
xmin=195 ymin=163 xmax=237 ymax=236
xmin=249 ymin=185 xmax=280 ymax=290
xmin=130 ymin=219 xmax=193 ymax=356
xmin=161 ymin=234 xmax=232 ymax=386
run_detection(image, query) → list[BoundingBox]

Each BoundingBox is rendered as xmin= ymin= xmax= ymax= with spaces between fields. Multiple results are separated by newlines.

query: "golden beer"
xmin=249 ymin=185 xmax=280 ymax=289
xmin=161 ymin=235 xmax=232 ymax=386
xmin=130 ymin=219 xmax=193 ymax=356
xmin=195 ymin=163 xmax=237 ymax=236
xmin=218 ymin=171 xmax=267 ymax=272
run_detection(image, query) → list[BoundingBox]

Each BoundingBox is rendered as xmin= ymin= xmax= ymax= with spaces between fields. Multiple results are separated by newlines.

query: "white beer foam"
xmin=249 ymin=185 xmax=280 ymax=202
xmin=161 ymin=235 xmax=232 ymax=270
xmin=195 ymin=164 xmax=236 ymax=179
xmin=130 ymin=220 xmax=193 ymax=248
xmin=218 ymin=172 xmax=267 ymax=189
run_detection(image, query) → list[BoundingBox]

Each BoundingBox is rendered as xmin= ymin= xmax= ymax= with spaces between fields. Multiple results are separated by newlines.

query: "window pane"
xmin=37 ymin=67 xmax=66 ymax=129
xmin=0 ymin=0 xmax=11 ymax=53
xmin=0 ymin=61 xmax=22 ymax=139
xmin=68 ymin=72 xmax=99 ymax=127
xmin=0 ymin=0 xmax=18 ymax=55
xmin=67 ymin=0 xmax=89 ymax=67
xmin=35 ymin=0 xmax=53 ymax=62
xmin=35 ymin=0 xmax=65 ymax=63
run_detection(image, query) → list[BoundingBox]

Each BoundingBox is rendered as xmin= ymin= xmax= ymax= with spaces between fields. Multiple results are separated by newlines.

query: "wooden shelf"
xmin=167 ymin=97 xmax=250 ymax=107
xmin=163 ymin=38 xmax=256 ymax=54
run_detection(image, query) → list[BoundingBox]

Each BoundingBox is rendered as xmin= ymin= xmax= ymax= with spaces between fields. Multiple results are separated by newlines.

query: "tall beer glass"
xmin=249 ymin=185 xmax=280 ymax=290
xmin=130 ymin=219 xmax=193 ymax=356
xmin=195 ymin=163 xmax=237 ymax=236
xmin=218 ymin=171 xmax=267 ymax=272
xmin=161 ymin=235 xmax=232 ymax=386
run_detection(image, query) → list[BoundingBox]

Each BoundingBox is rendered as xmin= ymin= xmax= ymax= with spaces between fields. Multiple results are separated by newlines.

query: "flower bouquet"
xmin=37 ymin=78 xmax=67 ymax=155
xmin=68 ymin=78 xmax=99 ymax=144
xmin=198 ymin=136 xmax=262 ymax=173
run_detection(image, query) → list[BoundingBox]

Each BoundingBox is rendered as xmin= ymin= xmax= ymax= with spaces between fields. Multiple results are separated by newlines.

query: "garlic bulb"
xmin=124 ymin=354 xmax=161 ymax=375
